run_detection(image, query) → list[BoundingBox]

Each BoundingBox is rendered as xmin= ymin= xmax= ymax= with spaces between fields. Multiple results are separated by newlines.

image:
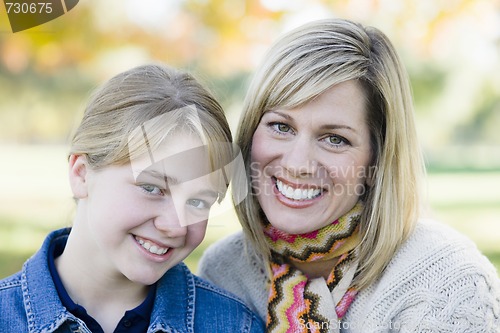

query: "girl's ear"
xmin=68 ymin=154 xmax=89 ymax=199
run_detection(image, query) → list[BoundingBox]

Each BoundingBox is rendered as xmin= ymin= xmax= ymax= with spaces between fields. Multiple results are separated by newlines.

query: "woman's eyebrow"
xmin=319 ymin=124 xmax=357 ymax=133
xmin=267 ymin=110 xmax=293 ymax=120
xmin=268 ymin=110 xmax=358 ymax=133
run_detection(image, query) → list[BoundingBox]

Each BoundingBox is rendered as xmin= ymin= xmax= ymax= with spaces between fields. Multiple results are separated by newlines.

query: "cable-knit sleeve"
xmin=392 ymin=253 xmax=500 ymax=332
xmin=344 ymin=220 xmax=500 ymax=332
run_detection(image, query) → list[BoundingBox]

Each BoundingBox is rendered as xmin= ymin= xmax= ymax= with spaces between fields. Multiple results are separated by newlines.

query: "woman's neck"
xmin=291 ymin=257 xmax=339 ymax=280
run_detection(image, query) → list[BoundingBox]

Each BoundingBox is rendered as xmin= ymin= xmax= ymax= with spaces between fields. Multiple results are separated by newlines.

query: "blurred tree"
xmin=0 ymin=0 xmax=498 ymax=170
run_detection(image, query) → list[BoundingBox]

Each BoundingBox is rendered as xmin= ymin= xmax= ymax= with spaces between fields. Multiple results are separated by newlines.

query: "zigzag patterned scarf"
xmin=264 ymin=202 xmax=363 ymax=333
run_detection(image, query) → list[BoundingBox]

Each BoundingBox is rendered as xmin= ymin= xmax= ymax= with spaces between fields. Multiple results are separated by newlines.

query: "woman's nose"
xmin=280 ymin=136 xmax=318 ymax=177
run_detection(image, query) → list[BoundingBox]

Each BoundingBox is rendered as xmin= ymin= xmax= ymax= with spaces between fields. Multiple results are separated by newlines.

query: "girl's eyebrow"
xmin=195 ymin=189 xmax=219 ymax=199
xmin=267 ymin=110 xmax=358 ymax=133
xmin=141 ymin=169 xmax=178 ymax=186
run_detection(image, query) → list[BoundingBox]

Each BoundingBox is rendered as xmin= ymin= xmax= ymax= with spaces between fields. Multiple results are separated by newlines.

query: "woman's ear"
xmin=365 ymin=164 xmax=376 ymax=188
xmin=68 ymin=154 xmax=89 ymax=199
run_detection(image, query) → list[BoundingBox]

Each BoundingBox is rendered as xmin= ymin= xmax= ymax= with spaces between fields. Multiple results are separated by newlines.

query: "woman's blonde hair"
xmin=70 ymin=64 xmax=233 ymax=174
xmin=235 ymin=18 xmax=425 ymax=289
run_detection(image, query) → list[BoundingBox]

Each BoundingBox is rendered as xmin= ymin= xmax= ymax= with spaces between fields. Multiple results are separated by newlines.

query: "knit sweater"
xmin=199 ymin=219 xmax=500 ymax=332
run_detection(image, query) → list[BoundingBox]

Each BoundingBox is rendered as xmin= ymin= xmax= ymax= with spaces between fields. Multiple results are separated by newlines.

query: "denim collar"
xmin=149 ymin=264 xmax=196 ymax=333
xmin=21 ymin=228 xmax=198 ymax=333
xmin=22 ymin=228 xmax=81 ymax=332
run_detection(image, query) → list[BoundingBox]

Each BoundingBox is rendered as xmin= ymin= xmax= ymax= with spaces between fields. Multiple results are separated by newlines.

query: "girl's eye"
xmin=140 ymin=184 xmax=164 ymax=196
xmin=270 ymin=122 xmax=292 ymax=134
xmin=187 ymin=199 xmax=210 ymax=209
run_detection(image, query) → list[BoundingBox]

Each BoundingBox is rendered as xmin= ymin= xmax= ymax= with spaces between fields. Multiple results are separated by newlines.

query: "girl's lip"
xmin=132 ymin=235 xmax=175 ymax=262
xmin=134 ymin=235 xmax=172 ymax=249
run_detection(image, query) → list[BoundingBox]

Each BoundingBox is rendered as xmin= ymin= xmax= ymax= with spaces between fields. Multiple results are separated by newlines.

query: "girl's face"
xmin=71 ymin=132 xmax=220 ymax=285
xmin=250 ymin=80 xmax=372 ymax=234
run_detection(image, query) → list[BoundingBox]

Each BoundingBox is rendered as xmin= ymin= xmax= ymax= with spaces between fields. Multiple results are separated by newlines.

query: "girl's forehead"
xmin=131 ymin=134 xmax=208 ymax=183
xmin=152 ymin=132 xmax=205 ymax=163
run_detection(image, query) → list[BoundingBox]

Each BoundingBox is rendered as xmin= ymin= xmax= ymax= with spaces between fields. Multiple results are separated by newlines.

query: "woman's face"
xmin=250 ymin=80 xmax=372 ymax=234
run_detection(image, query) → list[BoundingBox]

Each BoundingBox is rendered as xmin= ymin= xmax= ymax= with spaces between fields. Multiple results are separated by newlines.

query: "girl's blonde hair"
xmin=235 ymin=18 xmax=425 ymax=289
xmin=70 ymin=64 xmax=233 ymax=174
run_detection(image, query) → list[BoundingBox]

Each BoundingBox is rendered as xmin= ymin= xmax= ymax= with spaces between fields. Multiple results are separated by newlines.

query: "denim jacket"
xmin=0 ymin=228 xmax=264 ymax=333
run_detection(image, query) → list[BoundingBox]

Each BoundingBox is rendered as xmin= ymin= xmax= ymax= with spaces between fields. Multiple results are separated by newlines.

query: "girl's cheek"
xmin=188 ymin=223 xmax=208 ymax=245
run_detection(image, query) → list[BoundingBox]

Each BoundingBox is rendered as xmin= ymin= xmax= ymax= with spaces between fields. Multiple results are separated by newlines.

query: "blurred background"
xmin=1 ymin=0 xmax=499 ymax=278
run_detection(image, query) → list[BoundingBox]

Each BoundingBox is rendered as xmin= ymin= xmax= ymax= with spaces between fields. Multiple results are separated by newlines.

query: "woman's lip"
xmin=271 ymin=177 xmax=325 ymax=208
xmin=272 ymin=176 xmax=326 ymax=191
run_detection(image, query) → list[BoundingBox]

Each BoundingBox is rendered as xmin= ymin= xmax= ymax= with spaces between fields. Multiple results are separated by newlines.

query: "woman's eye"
xmin=270 ymin=122 xmax=292 ymax=134
xmin=326 ymin=135 xmax=349 ymax=146
xmin=140 ymin=184 xmax=163 ymax=195
xmin=329 ymin=135 xmax=343 ymax=145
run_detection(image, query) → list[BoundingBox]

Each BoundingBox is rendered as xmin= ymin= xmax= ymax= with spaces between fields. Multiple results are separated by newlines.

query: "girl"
xmin=0 ymin=64 xmax=264 ymax=333
xmin=199 ymin=19 xmax=500 ymax=332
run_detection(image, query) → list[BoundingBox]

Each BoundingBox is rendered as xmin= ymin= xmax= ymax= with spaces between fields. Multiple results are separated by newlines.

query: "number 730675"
xmin=5 ymin=2 xmax=53 ymax=14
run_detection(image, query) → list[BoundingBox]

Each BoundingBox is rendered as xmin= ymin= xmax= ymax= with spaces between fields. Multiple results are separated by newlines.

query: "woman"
xmin=199 ymin=19 xmax=500 ymax=332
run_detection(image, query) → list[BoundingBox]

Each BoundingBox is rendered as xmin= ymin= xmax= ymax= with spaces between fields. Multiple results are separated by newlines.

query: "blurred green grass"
xmin=0 ymin=145 xmax=499 ymax=279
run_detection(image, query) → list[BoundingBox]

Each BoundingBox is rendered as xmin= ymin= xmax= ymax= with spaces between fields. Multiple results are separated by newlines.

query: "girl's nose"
xmin=154 ymin=217 xmax=188 ymax=238
xmin=153 ymin=201 xmax=188 ymax=238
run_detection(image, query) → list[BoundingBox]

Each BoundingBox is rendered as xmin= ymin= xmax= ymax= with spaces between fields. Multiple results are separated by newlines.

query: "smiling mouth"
xmin=274 ymin=178 xmax=324 ymax=201
xmin=134 ymin=236 xmax=170 ymax=255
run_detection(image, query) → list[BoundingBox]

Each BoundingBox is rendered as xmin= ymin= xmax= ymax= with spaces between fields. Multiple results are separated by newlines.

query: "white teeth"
xmin=275 ymin=179 xmax=321 ymax=200
xmin=135 ymin=237 xmax=169 ymax=255
xmin=277 ymin=180 xmax=284 ymax=193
